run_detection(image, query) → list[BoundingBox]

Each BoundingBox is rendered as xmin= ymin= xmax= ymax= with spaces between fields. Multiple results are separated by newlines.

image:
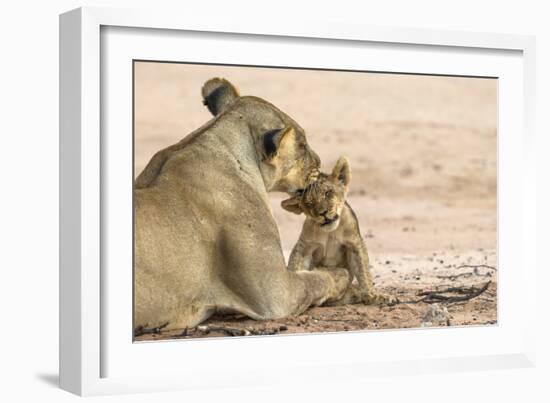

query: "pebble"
xmin=421 ymin=304 xmax=451 ymax=327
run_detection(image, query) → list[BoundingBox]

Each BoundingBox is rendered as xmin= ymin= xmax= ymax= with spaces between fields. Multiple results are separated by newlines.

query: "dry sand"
xmin=133 ymin=62 xmax=497 ymax=341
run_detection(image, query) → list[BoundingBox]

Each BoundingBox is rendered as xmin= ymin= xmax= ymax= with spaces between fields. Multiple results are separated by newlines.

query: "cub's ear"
xmin=262 ymin=127 xmax=296 ymax=160
xmin=202 ymin=78 xmax=240 ymax=116
xmin=331 ymin=156 xmax=351 ymax=186
xmin=281 ymin=196 xmax=303 ymax=215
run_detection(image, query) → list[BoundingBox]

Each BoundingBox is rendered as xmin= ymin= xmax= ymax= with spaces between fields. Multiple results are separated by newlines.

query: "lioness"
xmin=134 ymin=78 xmax=351 ymax=332
xmin=281 ymin=157 xmax=397 ymax=305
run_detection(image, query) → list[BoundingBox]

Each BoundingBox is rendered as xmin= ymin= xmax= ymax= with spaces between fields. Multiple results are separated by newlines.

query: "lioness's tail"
xmin=202 ymin=78 xmax=240 ymax=116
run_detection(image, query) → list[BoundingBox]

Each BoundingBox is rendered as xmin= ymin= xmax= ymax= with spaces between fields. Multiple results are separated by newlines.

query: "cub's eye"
xmin=325 ymin=190 xmax=333 ymax=198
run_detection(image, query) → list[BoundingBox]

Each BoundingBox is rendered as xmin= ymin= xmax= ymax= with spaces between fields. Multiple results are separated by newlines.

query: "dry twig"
xmin=197 ymin=325 xmax=250 ymax=336
xmin=436 ymin=264 xmax=496 ymax=280
xmin=435 ymin=272 xmax=474 ymax=280
xmin=134 ymin=322 xmax=169 ymax=337
xmin=455 ymin=264 xmax=496 ymax=271
xmin=195 ymin=324 xmax=288 ymax=337
xmin=416 ymin=281 xmax=491 ymax=304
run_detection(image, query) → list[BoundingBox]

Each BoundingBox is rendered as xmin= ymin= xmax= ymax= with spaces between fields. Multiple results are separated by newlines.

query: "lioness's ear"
xmin=202 ymin=78 xmax=240 ymax=116
xmin=262 ymin=127 xmax=296 ymax=160
xmin=281 ymin=197 xmax=303 ymax=215
xmin=332 ymin=156 xmax=351 ymax=186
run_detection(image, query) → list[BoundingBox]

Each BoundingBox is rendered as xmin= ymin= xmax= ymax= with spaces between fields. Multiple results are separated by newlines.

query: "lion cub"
xmin=282 ymin=157 xmax=396 ymax=305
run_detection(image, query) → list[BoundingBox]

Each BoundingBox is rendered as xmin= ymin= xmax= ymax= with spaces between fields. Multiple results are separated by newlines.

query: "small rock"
xmin=421 ymin=304 xmax=451 ymax=327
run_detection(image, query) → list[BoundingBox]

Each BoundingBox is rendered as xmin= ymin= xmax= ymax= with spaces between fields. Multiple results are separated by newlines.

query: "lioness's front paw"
xmin=315 ymin=267 xmax=352 ymax=301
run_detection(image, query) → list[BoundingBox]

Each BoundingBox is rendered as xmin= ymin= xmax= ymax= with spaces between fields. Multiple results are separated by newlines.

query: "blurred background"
xmin=134 ymin=62 xmax=496 ymax=258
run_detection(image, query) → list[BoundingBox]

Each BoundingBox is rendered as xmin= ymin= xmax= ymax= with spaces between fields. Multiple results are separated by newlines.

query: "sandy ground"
xmin=133 ymin=62 xmax=497 ymax=341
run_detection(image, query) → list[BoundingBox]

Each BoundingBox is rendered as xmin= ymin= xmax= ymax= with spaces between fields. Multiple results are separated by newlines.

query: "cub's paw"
xmin=362 ymin=291 xmax=399 ymax=306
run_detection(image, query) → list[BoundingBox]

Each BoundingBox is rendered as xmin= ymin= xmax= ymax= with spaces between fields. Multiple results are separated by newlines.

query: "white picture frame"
xmin=59 ymin=6 xmax=537 ymax=396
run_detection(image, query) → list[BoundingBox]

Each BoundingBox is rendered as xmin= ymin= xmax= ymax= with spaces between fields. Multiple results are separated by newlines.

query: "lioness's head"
xmin=202 ymin=78 xmax=320 ymax=194
xmin=281 ymin=157 xmax=351 ymax=232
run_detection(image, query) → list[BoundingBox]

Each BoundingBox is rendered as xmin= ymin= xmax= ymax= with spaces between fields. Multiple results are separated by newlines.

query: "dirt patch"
xmin=135 ymin=249 xmax=497 ymax=341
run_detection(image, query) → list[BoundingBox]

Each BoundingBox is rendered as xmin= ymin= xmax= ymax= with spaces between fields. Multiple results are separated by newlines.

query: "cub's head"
xmin=281 ymin=157 xmax=351 ymax=232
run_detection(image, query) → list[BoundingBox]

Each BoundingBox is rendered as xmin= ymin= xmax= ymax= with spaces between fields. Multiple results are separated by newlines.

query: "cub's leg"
xmin=346 ymin=244 xmax=398 ymax=305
